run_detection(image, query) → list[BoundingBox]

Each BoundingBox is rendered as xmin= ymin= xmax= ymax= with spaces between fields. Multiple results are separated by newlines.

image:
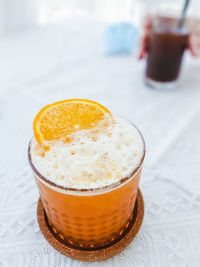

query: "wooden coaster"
xmin=37 ymin=189 xmax=144 ymax=262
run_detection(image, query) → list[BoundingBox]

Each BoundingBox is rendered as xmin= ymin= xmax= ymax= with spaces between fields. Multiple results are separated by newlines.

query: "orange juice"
xmin=30 ymin=157 xmax=143 ymax=248
xmin=29 ymin=100 xmax=145 ymax=248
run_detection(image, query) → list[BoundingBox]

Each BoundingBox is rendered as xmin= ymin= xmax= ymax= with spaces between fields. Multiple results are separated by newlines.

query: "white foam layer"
xmin=30 ymin=116 xmax=144 ymax=189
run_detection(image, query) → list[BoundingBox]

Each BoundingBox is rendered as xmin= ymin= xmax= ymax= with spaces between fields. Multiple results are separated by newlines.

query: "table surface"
xmin=0 ymin=18 xmax=200 ymax=267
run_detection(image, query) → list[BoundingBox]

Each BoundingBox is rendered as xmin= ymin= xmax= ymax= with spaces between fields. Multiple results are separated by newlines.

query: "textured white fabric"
xmin=0 ymin=18 xmax=200 ymax=267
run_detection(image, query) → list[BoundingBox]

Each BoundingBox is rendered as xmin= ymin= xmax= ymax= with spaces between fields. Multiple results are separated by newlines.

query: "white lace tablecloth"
xmin=0 ymin=18 xmax=200 ymax=267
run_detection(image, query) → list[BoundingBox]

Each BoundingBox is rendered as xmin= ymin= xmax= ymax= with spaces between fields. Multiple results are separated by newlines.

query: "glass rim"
xmin=153 ymin=6 xmax=187 ymax=18
xmin=28 ymin=124 xmax=145 ymax=195
xmin=151 ymin=13 xmax=189 ymax=34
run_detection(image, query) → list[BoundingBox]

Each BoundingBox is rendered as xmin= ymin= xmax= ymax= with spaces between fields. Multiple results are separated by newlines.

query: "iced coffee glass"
xmin=145 ymin=14 xmax=189 ymax=90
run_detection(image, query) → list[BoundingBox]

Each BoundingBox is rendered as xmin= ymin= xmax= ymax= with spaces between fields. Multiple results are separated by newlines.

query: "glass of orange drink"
xmin=28 ymin=99 xmax=145 ymax=248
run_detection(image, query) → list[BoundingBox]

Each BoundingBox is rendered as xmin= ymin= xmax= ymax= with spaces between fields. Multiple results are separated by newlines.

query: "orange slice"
xmin=33 ymin=99 xmax=112 ymax=149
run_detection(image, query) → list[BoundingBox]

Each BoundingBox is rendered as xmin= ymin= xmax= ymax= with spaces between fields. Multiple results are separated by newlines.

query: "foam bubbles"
xmin=30 ymin=116 xmax=144 ymax=189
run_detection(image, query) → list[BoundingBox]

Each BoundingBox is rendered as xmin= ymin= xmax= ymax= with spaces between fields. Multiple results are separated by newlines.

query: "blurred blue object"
xmin=104 ymin=22 xmax=139 ymax=55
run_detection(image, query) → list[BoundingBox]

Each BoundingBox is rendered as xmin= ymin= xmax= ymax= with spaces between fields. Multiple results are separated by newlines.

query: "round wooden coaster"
xmin=37 ymin=189 xmax=144 ymax=262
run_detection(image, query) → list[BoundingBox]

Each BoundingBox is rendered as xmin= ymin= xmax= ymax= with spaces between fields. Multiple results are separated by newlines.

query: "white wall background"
xmin=0 ymin=0 xmax=199 ymax=37
xmin=38 ymin=0 xmax=200 ymax=25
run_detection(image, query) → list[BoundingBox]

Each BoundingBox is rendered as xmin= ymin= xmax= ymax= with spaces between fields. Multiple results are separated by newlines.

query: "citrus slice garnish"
xmin=33 ymin=99 xmax=112 ymax=150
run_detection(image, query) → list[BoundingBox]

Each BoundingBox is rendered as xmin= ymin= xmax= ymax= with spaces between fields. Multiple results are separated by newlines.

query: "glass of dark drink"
xmin=145 ymin=14 xmax=189 ymax=90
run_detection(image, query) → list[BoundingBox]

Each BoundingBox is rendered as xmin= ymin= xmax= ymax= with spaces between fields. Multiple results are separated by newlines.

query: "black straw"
xmin=178 ymin=0 xmax=191 ymax=30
